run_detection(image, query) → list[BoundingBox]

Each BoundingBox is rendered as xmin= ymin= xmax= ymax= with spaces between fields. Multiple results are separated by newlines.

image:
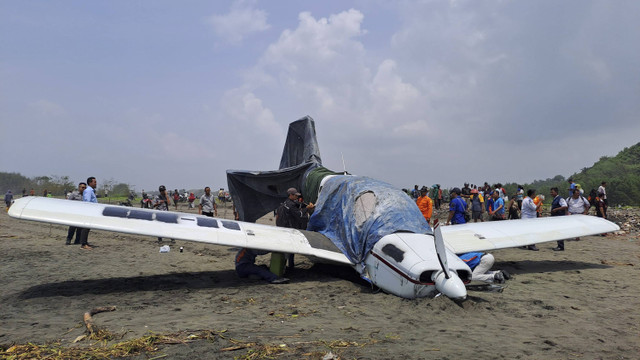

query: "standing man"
xmin=470 ymin=188 xmax=484 ymax=222
xmin=276 ymin=188 xmax=315 ymax=270
xmin=154 ymin=185 xmax=174 ymax=243
xmin=446 ymin=188 xmax=467 ymax=225
xmin=199 ymin=186 xmax=218 ymax=217
xmin=597 ymin=181 xmax=608 ymax=217
xmin=416 ymin=186 xmax=433 ymax=226
xmin=521 ymin=189 xmax=540 ymax=251
xmin=488 ymin=190 xmax=504 ymax=221
xmin=4 ymin=190 xmax=13 ymax=210
xmin=78 ymin=177 xmax=97 ymax=250
xmin=436 ymin=185 xmax=443 ymax=210
xmin=550 ymin=187 xmax=568 ymax=251
xmin=173 ymin=189 xmax=180 ymax=210
xmin=65 ymin=182 xmax=86 ymax=245
xmin=567 ymin=178 xmax=576 ymax=198
xmin=461 ymin=183 xmax=471 ymax=207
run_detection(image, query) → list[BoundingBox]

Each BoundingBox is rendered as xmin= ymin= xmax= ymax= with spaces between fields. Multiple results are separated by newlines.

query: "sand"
xmin=0 ymin=203 xmax=638 ymax=359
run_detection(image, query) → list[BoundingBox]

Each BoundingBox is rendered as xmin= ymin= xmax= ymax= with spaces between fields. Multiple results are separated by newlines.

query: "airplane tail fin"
xmin=226 ymin=116 xmax=322 ymax=223
xmin=279 ymin=116 xmax=322 ymax=169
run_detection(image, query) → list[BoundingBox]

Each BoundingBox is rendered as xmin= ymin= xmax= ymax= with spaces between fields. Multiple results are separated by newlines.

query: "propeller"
xmin=432 ymin=219 xmax=467 ymax=300
xmin=433 ymin=219 xmax=451 ymax=279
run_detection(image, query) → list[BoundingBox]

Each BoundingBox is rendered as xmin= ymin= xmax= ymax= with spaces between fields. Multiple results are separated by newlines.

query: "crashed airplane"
xmin=8 ymin=116 xmax=619 ymax=300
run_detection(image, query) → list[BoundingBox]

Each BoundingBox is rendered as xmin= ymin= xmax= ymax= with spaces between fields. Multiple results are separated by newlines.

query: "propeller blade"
xmin=433 ymin=219 xmax=452 ymax=279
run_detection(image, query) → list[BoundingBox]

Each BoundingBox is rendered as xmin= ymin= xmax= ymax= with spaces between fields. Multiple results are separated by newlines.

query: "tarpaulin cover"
xmin=308 ymin=175 xmax=432 ymax=265
xmin=226 ymin=116 xmax=322 ymax=223
xmin=279 ymin=116 xmax=322 ymax=169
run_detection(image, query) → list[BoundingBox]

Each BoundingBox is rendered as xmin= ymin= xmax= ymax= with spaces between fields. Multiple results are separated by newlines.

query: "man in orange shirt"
xmin=416 ymin=186 xmax=433 ymax=226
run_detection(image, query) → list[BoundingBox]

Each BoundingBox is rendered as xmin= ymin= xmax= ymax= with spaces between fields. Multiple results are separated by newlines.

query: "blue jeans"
xmin=236 ymin=263 xmax=278 ymax=282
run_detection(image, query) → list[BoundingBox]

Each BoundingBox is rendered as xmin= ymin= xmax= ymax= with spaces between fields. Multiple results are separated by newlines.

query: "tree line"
xmin=502 ymin=142 xmax=640 ymax=206
xmin=0 ymin=172 xmax=132 ymax=198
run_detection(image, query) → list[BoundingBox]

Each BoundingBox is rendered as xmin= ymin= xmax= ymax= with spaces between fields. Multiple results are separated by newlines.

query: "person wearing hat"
xmin=416 ymin=186 xmax=433 ymax=226
xmin=154 ymin=185 xmax=174 ymax=244
xmin=276 ymin=187 xmax=315 ymax=270
xmin=446 ymin=187 xmax=467 ymax=225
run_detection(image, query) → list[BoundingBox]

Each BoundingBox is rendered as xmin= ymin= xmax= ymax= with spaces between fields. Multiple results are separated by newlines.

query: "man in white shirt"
xmin=521 ymin=189 xmax=541 ymax=251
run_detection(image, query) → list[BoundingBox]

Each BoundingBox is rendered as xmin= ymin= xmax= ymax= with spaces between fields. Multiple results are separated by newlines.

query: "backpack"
xmin=275 ymin=203 xmax=288 ymax=227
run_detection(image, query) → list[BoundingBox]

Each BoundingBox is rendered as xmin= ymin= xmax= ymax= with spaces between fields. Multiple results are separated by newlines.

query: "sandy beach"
xmin=1 ymin=202 xmax=638 ymax=359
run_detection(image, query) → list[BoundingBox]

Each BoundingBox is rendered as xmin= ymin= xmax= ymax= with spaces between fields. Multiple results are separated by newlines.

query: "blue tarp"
xmin=308 ymin=175 xmax=432 ymax=265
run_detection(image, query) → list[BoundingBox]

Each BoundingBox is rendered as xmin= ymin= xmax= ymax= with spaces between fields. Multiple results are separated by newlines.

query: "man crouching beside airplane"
xmin=459 ymin=252 xmax=511 ymax=283
xmin=235 ymin=248 xmax=290 ymax=284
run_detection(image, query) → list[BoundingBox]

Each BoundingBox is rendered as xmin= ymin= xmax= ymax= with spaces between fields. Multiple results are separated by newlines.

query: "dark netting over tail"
xmin=226 ymin=163 xmax=318 ymax=223
xmin=279 ymin=116 xmax=322 ymax=169
xmin=226 ymin=116 xmax=323 ymax=223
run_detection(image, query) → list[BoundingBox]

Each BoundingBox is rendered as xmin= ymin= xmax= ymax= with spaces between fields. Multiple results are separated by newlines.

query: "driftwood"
xmin=83 ymin=306 xmax=116 ymax=334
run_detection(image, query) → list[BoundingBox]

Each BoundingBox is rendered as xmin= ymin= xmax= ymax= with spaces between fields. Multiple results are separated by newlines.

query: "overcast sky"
xmin=2 ymin=0 xmax=639 ymax=193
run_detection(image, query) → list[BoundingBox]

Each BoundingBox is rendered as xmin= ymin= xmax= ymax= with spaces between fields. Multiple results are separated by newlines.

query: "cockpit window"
xmin=354 ymin=191 xmax=376 ymax=228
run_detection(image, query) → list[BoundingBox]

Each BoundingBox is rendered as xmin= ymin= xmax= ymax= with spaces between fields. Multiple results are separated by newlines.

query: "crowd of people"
xmin=404 ymin=179 xmax=610 ymax=283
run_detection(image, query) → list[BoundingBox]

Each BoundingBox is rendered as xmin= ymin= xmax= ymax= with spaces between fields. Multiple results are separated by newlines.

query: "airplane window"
xmin=222 ymin=221 xmax=241 ymax=231
xmin=155 ymin=212 xmax=178 ymax=224
xmin=354 ymin=191 xmax=376 ymax=228
xmin=128 ymin=210 xmax=153 ymax=221
xmin=103 ymin=207 xmax=128 ymax=218
xmin=197 ymin=217 xmax=218 ymax=228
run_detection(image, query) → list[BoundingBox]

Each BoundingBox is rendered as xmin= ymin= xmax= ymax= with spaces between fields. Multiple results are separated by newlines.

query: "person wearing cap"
xmin=469 ymin=188 xmax=484 ymax=222
xmin=154 ymin=185 xmax=174 ymax=243
xmin=446 ymin=187 xmax=467 ymax=225
xmin=199 ymin=186 xmax=218 ymax=217
xmin=277 ymin=187 xmax=315 ymax=270
xmin=281 ymin=188 xmax=315 ymax=229
xmin=416 ymin=186 xmax=433 ymax=226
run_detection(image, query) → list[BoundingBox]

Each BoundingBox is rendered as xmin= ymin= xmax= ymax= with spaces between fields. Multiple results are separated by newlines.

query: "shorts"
xmin=472 ymin=210 xmax=482 ymax=220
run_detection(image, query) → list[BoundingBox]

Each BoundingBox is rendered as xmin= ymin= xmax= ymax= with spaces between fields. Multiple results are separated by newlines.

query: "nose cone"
xmin=434 ymin=271 xmax=467 ymax=300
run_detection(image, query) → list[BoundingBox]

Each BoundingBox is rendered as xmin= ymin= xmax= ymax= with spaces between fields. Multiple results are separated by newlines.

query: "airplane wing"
xmin=440 ymin=215 xmax=620 ymax=254
xmin=8 ymin=197 xmax=352 ymax=265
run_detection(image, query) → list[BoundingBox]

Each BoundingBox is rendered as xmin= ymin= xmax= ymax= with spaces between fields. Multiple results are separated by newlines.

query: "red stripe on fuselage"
xmin=370 ymin=251 xmax=435 ymax=286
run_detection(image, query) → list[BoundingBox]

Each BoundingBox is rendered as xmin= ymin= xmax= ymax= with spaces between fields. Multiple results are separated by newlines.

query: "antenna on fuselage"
xmin=341 ymin=152 xmax=348 ymax=175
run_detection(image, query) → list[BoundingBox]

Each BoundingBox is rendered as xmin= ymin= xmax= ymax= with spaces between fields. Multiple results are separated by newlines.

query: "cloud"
xmin=29 ymin=99 xmax=67 ymax=118
xmin=208 ymin=0 xmax=270 ymax=44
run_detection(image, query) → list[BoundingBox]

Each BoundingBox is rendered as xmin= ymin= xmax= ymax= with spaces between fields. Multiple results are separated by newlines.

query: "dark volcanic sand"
xmin=1 ymin=204 xmax=638 ymax=359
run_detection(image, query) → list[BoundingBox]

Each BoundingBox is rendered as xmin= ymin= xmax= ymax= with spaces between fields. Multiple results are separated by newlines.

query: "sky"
xmin=2 ymin=0 xmax=639 ymax=193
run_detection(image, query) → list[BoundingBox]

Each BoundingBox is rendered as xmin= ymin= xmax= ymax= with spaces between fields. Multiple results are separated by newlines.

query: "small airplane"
xmin=8 ymin=117 xmax=620 ymax=301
